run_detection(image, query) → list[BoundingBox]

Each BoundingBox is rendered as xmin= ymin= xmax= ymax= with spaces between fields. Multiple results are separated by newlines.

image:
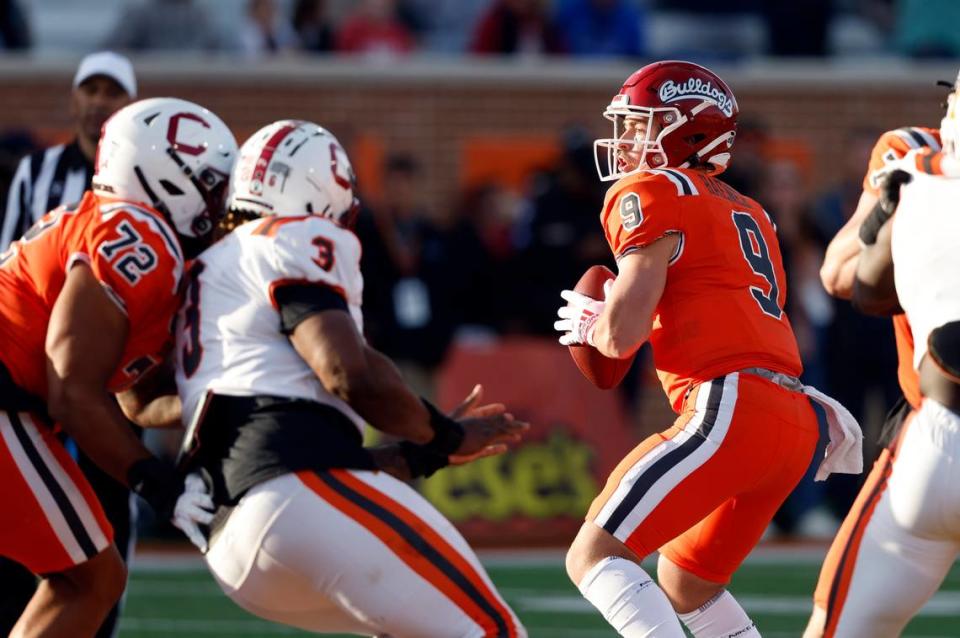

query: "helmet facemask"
xmin=163 ymin=146 xmax=231 ymax=237
xmin=594 ymin=97 xmax=687 ymax=182
xmin=594 ymin=61 xmax=741 ymax=182
xmin=132 ymin=151 xmax=230 ymax=258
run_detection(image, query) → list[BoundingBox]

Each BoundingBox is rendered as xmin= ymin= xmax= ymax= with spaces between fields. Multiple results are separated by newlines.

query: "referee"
xmin=0 ymin=51 xmax=136 ymax=638
xmin=0 ymin=51 xmax=135 ymax=249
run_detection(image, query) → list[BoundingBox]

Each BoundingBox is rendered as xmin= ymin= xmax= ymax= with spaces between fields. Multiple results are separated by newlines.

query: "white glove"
xmin=554 ymin=279 xmax=613 ymax=346
xmin=172 ymin=473 xmax=215 ymax=553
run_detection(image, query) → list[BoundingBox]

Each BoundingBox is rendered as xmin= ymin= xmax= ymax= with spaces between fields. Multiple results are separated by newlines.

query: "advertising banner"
xmin=426 ymin=337 xmax=636 ymax=546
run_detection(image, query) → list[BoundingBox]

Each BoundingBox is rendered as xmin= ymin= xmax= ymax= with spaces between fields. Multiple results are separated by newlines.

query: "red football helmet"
xmin=594 ymin=60 xmax=739 ymax=181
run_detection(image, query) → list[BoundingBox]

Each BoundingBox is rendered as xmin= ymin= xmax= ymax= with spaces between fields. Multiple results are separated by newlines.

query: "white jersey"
xmin=175 ymin=215 xmax=365 ymax=430
xmin=891 ymin=172 xmax=960 ymax=369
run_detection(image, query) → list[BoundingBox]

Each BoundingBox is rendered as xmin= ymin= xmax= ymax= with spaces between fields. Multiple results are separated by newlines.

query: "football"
xmin=567 ymin=265 xmax=636 ymax=389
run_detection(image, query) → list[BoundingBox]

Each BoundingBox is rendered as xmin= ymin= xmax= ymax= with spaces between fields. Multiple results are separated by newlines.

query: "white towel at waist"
xmin=741 ymin=367 xmax=863 ymax=481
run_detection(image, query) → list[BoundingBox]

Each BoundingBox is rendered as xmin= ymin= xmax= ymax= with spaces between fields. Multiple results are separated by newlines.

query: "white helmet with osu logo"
xmin=226 ymin=120 xmax=359 ymax=228
xmin=93 ymin=97 xmax=237 ymax=255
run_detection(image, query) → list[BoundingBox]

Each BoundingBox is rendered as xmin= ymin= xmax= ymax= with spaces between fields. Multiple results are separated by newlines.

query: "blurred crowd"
xmin=2 ymin=0 xmax=960 ymax=60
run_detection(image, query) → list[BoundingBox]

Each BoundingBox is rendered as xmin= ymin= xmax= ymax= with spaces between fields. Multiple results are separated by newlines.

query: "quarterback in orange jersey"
xmin=555 ymin=61 xmax=861 ymax=638
xmin=807 ymin=115 xmax=951 ymax=635
xmin=0 ymin=97 xmax=236 ymax=638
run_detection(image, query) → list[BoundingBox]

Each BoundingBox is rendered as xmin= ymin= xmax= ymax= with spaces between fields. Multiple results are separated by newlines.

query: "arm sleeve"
xmin=273 ymin=283 xmax=350 ymax=334
xmin=603 ymin=177 xmax=682 ymax=259
xmin=1 ymin=156 xmax=31 ymax=251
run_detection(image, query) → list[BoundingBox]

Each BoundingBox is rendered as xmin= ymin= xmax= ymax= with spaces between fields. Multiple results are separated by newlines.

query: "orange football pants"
xmin=588 ymin=371 xmax=820 ymax=583
xmin=0 ymin=409 xmax=113 ymax=575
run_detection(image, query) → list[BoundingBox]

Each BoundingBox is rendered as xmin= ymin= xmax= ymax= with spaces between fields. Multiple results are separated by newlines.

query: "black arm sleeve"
xmin=858 ymin=200 xmax=894 ymax=246
xmin=273 ymin=283 xmax=349 ymax=334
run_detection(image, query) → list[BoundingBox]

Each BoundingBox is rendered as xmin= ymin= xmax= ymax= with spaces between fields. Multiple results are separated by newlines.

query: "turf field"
xmin=120 ymin=548 xmax=960 ymax=637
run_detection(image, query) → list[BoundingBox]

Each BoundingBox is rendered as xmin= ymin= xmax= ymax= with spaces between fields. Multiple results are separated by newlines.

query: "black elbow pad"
xmin=858 ymin=201 xmax=894 ymax=246
xmin=928 ymin=321 xmax=960 ymax=382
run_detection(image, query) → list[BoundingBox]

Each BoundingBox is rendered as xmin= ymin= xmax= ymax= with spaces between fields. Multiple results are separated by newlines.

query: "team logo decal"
xmin=166 ymin=112 xmax=211 ymax=156
xmin=658 ymin=78 xmax=734 ymax=117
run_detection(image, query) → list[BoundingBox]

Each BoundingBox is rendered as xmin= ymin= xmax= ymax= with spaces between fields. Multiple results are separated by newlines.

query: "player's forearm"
xmin=367 ymin=444 xmax=413 ymax=481
xmin=590 ymin=245 xmax=666 ymax=359
xmin=339 ymin=346 xmax=433 ymax=444
xmin=822 ymin=190 xmax=880 ymax=298
xmin=592 ymin=313 xmax=648 ymax=359
xmin=117 ymin=356 xmax=182 ymax=428
xmin=118 ymin=391 xmax=182 ymax=428
xmin=820 ymin=234 xmax=860 ymax=299
xmin=290 ymin=312 xmax=433 ymax=443
xmin=47 ymin=385 xmax=154 ymax=486
xmin=852 ymin=221 xmax=900 ymax=316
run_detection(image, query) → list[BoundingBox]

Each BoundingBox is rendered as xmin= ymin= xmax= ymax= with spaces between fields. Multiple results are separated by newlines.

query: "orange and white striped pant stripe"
xmin=0 ymin=409 xmax=113 ymax=575
xmin=205 ymin=469 xmax=525 ymax=638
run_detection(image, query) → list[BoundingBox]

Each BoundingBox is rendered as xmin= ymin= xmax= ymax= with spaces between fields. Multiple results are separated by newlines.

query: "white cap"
xmin=73 ymin=51 xmax=137 ymax=98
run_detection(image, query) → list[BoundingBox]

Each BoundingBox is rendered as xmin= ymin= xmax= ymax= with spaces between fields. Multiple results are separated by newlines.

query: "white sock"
xmin=678 ymin=590 xmax=761 ymax=638
xmin=577 ymin=556 xmax=686 ymax=638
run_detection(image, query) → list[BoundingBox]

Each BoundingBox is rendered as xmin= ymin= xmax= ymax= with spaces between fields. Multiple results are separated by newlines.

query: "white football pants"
xmin=832 ymin=398 xmax=960 ymax=637
xmin=205 ymin=469 xmax=526 ymax=638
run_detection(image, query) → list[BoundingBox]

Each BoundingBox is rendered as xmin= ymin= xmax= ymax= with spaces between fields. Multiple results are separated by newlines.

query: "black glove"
xmin=127 ymin=457 xmax=184 ymax=519
xmin=860 ymin=169 xmax=913 ymax=245
xmin=879 ymin=169 xmax=913 ymax=214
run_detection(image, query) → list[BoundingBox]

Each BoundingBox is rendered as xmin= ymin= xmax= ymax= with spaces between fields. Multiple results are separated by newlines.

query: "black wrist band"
xmin=858 ymin=200 xmax=894 ymax=246
xmin=398 ymin=441 xmax=449 ymax=479
xmin=420 ymin=399 xmax=465 ymax=457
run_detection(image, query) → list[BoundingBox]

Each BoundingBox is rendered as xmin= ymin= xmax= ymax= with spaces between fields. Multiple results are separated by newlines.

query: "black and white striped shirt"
xmin=1 ymin=140 xmax=92 ymax=251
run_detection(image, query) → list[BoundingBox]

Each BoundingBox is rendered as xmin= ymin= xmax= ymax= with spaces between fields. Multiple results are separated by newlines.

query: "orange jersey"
xmin=893 ymin=313 xmax=921 ymax=409
xmin=862 ymin=127 xmax=941 ymax=196
xmin=0 ymin=191 xmax=184 ymax=397
xmin=862 ymin=127 xmax=941 ymax=408
xmin=601 ymin=168 xmax=801 ymax=411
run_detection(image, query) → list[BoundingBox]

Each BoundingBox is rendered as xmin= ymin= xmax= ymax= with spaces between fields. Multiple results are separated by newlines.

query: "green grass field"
xmin=119 ymin=550 xmax=960 ymax=637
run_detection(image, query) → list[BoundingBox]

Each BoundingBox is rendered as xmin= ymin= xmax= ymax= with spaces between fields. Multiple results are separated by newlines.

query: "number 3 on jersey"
xmin=731 ymin=211 xmax=782 ymax=319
